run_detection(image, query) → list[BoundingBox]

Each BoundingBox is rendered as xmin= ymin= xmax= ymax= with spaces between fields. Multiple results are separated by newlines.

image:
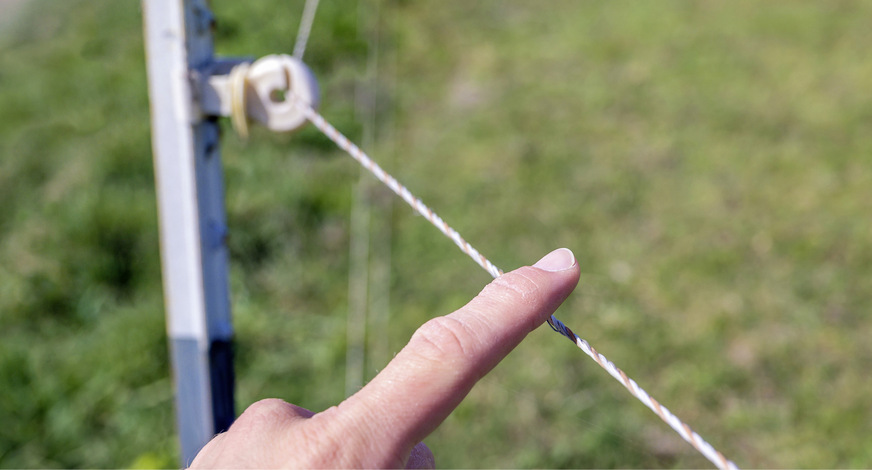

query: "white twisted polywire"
xmin=287 ymin=95 xmax=739 ymax=470
xmin=300 ymin=105 xmax=502 ymax=279
xmin=547 ymin=316 xmax=737 ymax=469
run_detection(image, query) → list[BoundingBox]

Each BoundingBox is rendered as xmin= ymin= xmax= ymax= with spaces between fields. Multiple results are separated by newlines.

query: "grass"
xmin=2 ymin=0 xmax=872 ymax=468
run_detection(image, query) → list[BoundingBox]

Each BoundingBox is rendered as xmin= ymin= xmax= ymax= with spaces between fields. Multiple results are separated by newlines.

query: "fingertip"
xmin=530 ymin=248 xmax=581 ymax=302
xmin=532 ymin=247 xmax=577 ymax=272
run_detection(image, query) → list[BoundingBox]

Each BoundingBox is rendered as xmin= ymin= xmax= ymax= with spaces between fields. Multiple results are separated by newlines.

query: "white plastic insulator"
xmin=245 ymin=54 xmax=320 ymax=132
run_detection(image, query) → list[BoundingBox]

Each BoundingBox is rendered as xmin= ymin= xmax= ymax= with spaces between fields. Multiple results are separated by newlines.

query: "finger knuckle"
xmin=409 ymin=315 xmax=477 ymax=364
xmin=235 ymin=398 xmax=294 ymax=431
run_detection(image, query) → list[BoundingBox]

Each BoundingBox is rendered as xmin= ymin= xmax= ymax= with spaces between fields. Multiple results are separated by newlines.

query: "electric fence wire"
xmin=346 ymin=0 xmax=393 ymax=397
xmin=345 ymin=0 xmax=378 ymax=395
xmin=293 ymin=0 xmax=320 ymax=60
xmin=287 ymin=95 xmax=740 ymax=470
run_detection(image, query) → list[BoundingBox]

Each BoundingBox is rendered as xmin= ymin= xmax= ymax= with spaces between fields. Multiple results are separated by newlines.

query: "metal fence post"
xmin=142 ymin=0 xmax=235 ymax=465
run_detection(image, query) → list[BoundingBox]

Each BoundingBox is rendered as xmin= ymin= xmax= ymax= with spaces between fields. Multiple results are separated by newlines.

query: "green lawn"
xmin=2 ymin=0 xmax=871 ymax=468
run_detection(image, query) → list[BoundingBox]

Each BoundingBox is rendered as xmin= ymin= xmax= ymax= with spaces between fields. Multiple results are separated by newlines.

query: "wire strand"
xmin=289 ymin=95 xmax=739 ymax=470
xmin=293 ymin=0 xmax=320 ymax=60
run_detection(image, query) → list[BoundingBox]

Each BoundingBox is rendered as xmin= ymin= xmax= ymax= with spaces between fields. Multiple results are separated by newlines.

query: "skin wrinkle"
xmin=450 ymin=304 xmax=491 ymax=337
xmin=313 ymin=406 xmax=384 ymax=467
xmin=409 ymin=315 xmax=477 ymax=364
xmin=284 ymin=421 xmax=325 ymax=467
xmin=259 ymin=401 xmax=316 ymax=467
xmin=364 ymin=407 xmax=412 ymax=466
xmin=481 ymin=270 xmax=547 ymax=324
xmin=300 ymin=412 xmax=348 ymax=468
xmin=330 ymin=393 xmax=415 ymax=467
xmin=473 ymin=268 xmax=551 ymax=335
xmin=411 ymin=309 xmax=513 ymax=385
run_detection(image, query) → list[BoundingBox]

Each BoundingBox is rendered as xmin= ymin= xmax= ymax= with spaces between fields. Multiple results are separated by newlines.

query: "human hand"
xmin=189 ymin=248 xmax=580 ymax=468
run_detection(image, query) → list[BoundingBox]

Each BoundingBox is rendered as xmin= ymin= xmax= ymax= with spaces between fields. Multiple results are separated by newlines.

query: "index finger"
xmin=319 ymin=248 xmax=579 ymax=466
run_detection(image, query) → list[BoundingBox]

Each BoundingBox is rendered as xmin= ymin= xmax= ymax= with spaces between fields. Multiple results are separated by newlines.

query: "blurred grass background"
xmin=2 ymin=0 xmax=872 ymax=468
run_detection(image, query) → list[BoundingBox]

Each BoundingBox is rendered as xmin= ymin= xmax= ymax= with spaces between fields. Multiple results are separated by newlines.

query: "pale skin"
xmin=190 ymin=248 xmax=580 ymax=468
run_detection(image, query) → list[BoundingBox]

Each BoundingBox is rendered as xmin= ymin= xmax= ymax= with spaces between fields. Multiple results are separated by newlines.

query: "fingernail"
xmin=533 ymin=248 xmax=576 ymax=272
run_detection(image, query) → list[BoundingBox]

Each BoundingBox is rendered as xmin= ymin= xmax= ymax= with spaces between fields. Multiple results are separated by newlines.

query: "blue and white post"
xmin=142 ymin=0 xmax=235 ymax=465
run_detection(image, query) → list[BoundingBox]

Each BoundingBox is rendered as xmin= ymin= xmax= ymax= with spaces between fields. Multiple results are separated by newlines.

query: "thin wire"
xmin=293 ymin=0 xmax=320 ymax=60
xmin=358 ymin=0 xmax=393 ymax=380
xmin=346 ymin=174 xmax=370 ymax=396
xmin=346 ymin=0 xmax=385 ymax=396
xmin=289 ymin=95 xmax=739 ymax=470
xmin=302 ymin=102 xmax=502 ymax=278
